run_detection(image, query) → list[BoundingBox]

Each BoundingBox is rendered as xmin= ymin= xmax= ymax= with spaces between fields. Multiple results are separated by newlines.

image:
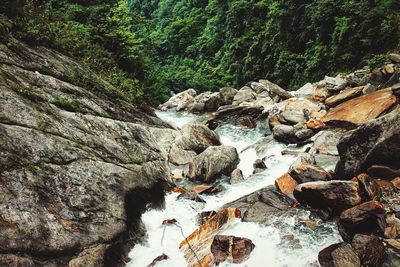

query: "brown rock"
xmin=196 ymin=211 xmax=217 ymax=226
xmin=338 ymin=200 xmax=386 ymax=242
xmin=289 ymin=163 xmax=332 ymax=184
xmin=0 ymin=255 xmax=34 ymax=267
xmin=294 ymin=180 xmax=362 ymax=212
xmin=325 ymin=86 xmax=364 ymax=107
xmin=321 ymin=88 xmax=397 ymax=126
xmin=206 ymin=105 xmax=264 ymax=130
xmin=318 ymin=242 xmax=361 ymax=267
xmin=392 ymin=177 xmax=400 ymax=189
xmin=268 ymin=116 xmax=281 ymax=130
xmin=351 ymin=234 xmax=387 ymax=267
xmin=192 ymin=184 xmax=214 ymax=194
xmin=366 ymin=165 xmax=400 ymax=180
xmin=275 ymin=173 xmax=298 ymax=195
xmin=235 ymin=116 xmax=256 ymax=128
xmin=177 ymin=191 xmax=206 ymax=203
xmin=385 ymin=226 xmax=398 ymax=239
xmin=179 ymin=208 xmax=241 ymax=267
xmin=147 ymin=254 xmax=169 ymax=267
xmin=211 ymin=235 xmax=255 ymax=264
xmin=306 ymin=119 xmax=326 ymax=130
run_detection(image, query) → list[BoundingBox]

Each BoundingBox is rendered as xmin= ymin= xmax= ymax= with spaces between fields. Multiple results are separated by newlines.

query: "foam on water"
xmin=127 ymin=111 xmax=341 ymax=267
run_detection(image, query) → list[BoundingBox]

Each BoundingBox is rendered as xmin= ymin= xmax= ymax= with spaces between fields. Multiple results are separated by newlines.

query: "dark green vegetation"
xmin=1 ymin=0 xmax=400 ymax=105
xmin=130 ymin=0 xmax=400 ymax=92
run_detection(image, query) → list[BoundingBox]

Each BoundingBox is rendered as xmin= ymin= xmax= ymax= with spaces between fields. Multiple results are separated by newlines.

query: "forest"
xmin=1 ymin=0 xmax=400 ymax=104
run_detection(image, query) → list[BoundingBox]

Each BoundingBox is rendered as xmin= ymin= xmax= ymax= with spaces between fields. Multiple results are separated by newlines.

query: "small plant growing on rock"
xmin=28 ymin=161 xmax=45 ymax=175
xmin=130 ymin=155 xmax=143 ymax=164
xmin=51 ymin=97 xmax=80 ymax=112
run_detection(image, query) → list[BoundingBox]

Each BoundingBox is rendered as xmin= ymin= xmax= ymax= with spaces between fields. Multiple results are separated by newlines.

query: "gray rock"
xmin=272 ymin=124 xmax=296 ymax=143
xmin=219 ymin=87 xmax=238 ymax=106
xmin=230 ymin=169 xmax=244 ymax=184
xmin=232 ymin=87 xmax=257 ymax=105
xmin=325 ymin=75 xmax=348 ymax=91
xmin=259 ymin=79 xmax=293 ymax=100
xmin=294 ymin=82 xmax=316 ymax=99
xmin=289 ymin=163 xmax=332 ymax=184
xmin=335 ymin=109 xmax=400 ymax=180
xmin=278 ymin=110 xmax=305 ymax=125
xmin=204 ymin=92 xmax=223 ymax=112
xmin=177 ymin=191 xmax=206 ymax=203
xmin=351 ymin=234 xmax=387 ymax=266
xmin=160 ymin=89 xmax=196 ymax=111
xmin=389 ymin=53 xmax=400 ymax=63
xmin=189 ymin=146 xmax=239 ymax=183
xmin=362 ymin=83 xmax=377 ymax=95
xmin=250 ymin=82 xmax=268 ymax=94
xmin=318 ymin=243 xmax=361 ymax=267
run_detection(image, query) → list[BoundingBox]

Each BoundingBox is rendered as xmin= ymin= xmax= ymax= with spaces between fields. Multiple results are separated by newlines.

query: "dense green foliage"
xmin=1 ymin=0 xmax=400 ymax=104
xmin=129 ymin=0 xmax=400 ymax=92
xmin=0 ymin=0 xmax=168 ymax=104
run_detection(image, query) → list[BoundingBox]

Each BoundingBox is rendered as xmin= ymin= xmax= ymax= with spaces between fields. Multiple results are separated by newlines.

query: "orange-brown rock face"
xmin=306 ymin=119 xmax=326 ymax=130
xmin=324 ymin=86 xmax=364 ymax=107
xmin=179 ymin=208 xmax=241 ymax=267
xmin=321 ymin=88 xmax=397 ymax=126
xmin=275 ymin=172 xmax=299 ymax=194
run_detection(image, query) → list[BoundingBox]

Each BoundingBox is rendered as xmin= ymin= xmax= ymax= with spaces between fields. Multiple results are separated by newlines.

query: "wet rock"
xmin=206 ymin=104 xmax=264 ymax=130
xmin=325 ymin=86 xmax=364 ymax=107
xmin=160 ymin=89 xmax=196 ymax=111
xmin=224 ymin=185 xmax=295 ymax=224
xmin=230 ymin=169 xmax=244 ymax=184
xmin=189 ymin=146 xmax=239 ymax=183
xmin=297 ymin=220 xmax=317 ymax=230
xmin=219 ymin=87 xmax=238 ymax=106
xmin=275 ymin=173 xmax=299 ymax=195
xmin=351 ymin=234 xmax=387 ymax=266
xmin=294 ymin=181 xmax=362 ymax=212
xmin=236 ymin=116 xmax=257 ymax=128
xmin=147 ymin=254 xmax=169 ymax=267
xmin=272 ymin=124 xmax=296 ymax=143
xmin=196 ymin=211 xmax=217 ymax=226
xmin=325 ymin=75 xmax=348 ymax=91
xmin=211 ymin=235 xmax=255 ymax=264
xmin=335 ymin=108 xmax=400 ymax=180
xmin=179 ymin=208 xmax=241 ymax=267
xmin=318 ymin=243 xmax=361 ymax=267
xmin=191 ymin=184 xmax=214 ymax=194
xmin=162 ymin=218 xmax=178 ymax=225
xmin=321 ymin=88 xmax=397 ymax=127
xmin=204 ymin=92 xmax=223 ymax=112
xmin=253 ymin=159 xmax=267 ymax=170
xmin=232 ymin=86 xmax=257 ymax=105
xmin=259 ymin=79 xmax=293 ymax=100
xmin=289 ymin=163 xmax=332 ymax=184
xmin=338 ymin=200 xmax=386 ymax=242
xmin=177 ymin=191 xmax=206 ymax=203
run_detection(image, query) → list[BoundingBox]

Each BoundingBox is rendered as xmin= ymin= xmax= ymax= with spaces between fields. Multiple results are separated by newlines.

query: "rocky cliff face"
xmin=0 ymin=38 xmax=172 ymax=266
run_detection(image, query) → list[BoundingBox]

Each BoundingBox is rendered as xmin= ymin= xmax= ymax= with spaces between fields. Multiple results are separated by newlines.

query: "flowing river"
xmin=127 ymin=111 xmax=341 ymax=267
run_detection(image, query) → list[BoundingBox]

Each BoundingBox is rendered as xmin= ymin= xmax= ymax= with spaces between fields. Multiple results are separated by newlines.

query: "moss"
xmin=51 ymin=97 xmax=80 ymax=112
xmin=28 ymin=161 xmax=45 ymax=174
xmin=9 ymin=81 xmax=46 ymax=102
xmin=130 ymin=155 xmax=143 ymax=164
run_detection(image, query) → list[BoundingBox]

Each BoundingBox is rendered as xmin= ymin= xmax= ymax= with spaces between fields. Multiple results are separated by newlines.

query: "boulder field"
xmin=160 ymin=52 xmax=400 ymax=267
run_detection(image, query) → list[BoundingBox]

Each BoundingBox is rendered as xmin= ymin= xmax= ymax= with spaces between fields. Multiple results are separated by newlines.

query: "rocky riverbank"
xmin=158 ymin=54 xmax=400 ymax=266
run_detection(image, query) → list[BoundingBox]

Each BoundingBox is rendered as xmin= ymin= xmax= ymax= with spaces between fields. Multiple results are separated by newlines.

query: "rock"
xmin=335 ymin=108 xmax=400 ymax=180
xmin=338 ymin=201 xmax=386 ymax=242
xmin=297 ymin=220 xmax=317 ymax=230
xmin=193 ymin=184 xmax=224 ymax=195
xmin=160 ymin=89 xmax=196 ymax=111
xmin=191 ymin=184 xmax=214 ymax=194
xmin=313 ymin=86 xmax=332 ymax=102
xmin=294 ymin=181 xmax=362 ymax=212
xmin=250 ymin=82 xmax=268 ymax=94
xmin=211 ymin=235 xmax=255 ymax=264
xmin=385 ymin=226 xmax=398 ymax=239
xmin=253 ymin=159 xmax=266 ymax=170
xmin=188 ymin=102 xmax=205 ymax=114
xmin=223 ymin=185 xmax=295 ymax=224
xmin=294 ymin=128 xmax=314 ymax=141
xmin=205 ymin=104 xmax=264 ymax=130
xmin=306 ymin=119 xmax=326 ymax=130
xmin=294 ymin=82 xmax=316 ymax=98
xmin=384 ymin=64 xmax=395 ymax=75
xmin=204 ymin=92 xmax=223 ymax=112
xmin=177 ymin=191 xmax=206 ymax=203
xmin=232 ymin=86 xmax=257 ymax=105
xmin=351 ymin=234 xmax=387 ymax=267
xmin=236 ymin=116 xmax=257 ymax=128
xmin=272 ymin=124 xmax=296 ymax=143
xmin=259 ymin=79 xmax=293 ymax=100
xmin=162 ymin=218 xmax=178 ymax=225
xmin=0 ymin=38 xmax=170 ymax=265
xmin=321 ymin=88 xmax=397 ymax=127
xmin=230 ymin=169 xmax=244 ymax=184
xmin=318 ymin=243 xmax=361 ymax=267
xmin=325 ymin=75 xmax=348 ymax=91
xmin=268 ymin=116 xmax=281 ymax=130
xmin=362 ymin=83 xmax=377 ymax=95
xmin=189 ymin=146 xmax=239 ymax=183
xmin=325 ymin=86 xmax=364 ymax=107
xmin=278 ymin=110 xmax=306 ymax=125
xmin=177 ymin=123 xmax=221 ymax=154
xmin=289 ymin=163 xmax=332 ymax=184
xmin=275 ymin=173 xmax=299 ymax=195
xmin=366 ymin=165 xmax=400 ymax=180
xmin=392 ymin=177 xmax=400 ymax=189
xmin=347 ymin=68 xmax=371 ymax=87
xmin=147 ymin=254 xmax=169 ymax=267
xmin=179 ymin=208 xmax=241 ymax=267
xmin=219 ymin=87 xmax=238 ymax=106
xmin=171 ymin=168 xmax=184 ymax=180
xmin=389 ymin=53 xmax=400 ymax=63
xmin=196 ymin=211 xmax=217 ymax=226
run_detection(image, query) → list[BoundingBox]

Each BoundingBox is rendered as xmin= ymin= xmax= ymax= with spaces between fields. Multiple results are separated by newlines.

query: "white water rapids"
xmin=127 ymin=111 xmax=341 ymax=267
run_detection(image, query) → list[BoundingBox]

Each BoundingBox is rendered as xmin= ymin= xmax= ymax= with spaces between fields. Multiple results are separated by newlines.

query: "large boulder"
xmin=232 ymin=86 xmax=257 ymax=105
xmin=293 ymin=82 xmax=316 ymax=99
xmin=0 ymin=38 xmax=170 ymax=265
xmin=259 ymin=79 xmax=293 ymax=100
xmin=335 ymin=108 xmax=400 ymax=180
xmin=289 ymin=163 xmax=332 ymax=184
xmin=324 ymin=86 xmax=364 ymax=107
xmin=338 ymin=201 xmax=386 ymax=242
xmin=321 ymin=88 xmax=397 ymax=127
xmin=219 ymin=87 xmax=238 ymax=106
xmin=318 ymin=243 xmax=361 ymax=267
xmin=204 ymin=92 xmax=223 ymax=112
xmin=159 ymin=89 xmax=197 ymax=111
xmin=189 ymin=146 xmax=239 ymax=183
xmin=325 ymin=75 xmax=348 ymax=91
xmin=351 ymin=234 xmax=388 ymax=266
xmin=294 ymin=181 xmax=362 ymax=212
